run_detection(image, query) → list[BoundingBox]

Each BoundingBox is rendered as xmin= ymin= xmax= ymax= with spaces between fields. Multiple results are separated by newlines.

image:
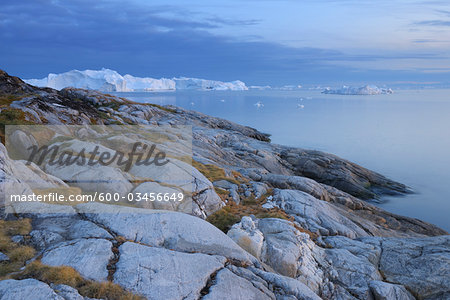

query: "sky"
xmin=1 ymin=0 xmax=450 ymax=85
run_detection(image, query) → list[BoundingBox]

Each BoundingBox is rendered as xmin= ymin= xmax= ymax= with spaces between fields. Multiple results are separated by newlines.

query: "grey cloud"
xmin=414 ymin=20 xmax=450 ymax=27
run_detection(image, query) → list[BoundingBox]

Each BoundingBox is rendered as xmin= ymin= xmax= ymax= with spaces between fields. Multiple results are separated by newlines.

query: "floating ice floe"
xmin=322 ymin=85 xmax=393 ymax=95
xmin=254 ymin=101 xmax=264 ymax=108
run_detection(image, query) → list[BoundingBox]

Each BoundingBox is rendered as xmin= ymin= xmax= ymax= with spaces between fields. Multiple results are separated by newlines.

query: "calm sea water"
xmin=114 ymin=89 xmax=450 ymax=232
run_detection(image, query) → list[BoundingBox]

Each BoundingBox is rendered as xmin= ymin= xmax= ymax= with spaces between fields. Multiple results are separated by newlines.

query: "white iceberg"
xmin=322 ymin=85 xmax=393 ymax=95
xmin=25 ymin=68 xmax=248 ymax=92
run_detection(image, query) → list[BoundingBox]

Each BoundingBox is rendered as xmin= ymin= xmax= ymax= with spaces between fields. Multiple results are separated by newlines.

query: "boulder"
xmin=227 ymin=216 xmax=264 ymax=259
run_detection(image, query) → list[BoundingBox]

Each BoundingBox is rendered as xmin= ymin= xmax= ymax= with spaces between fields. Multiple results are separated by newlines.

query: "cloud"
xmin=205 ymin=16 xmax=261 ymax=26
xmin=414 ymin=20 xmax=450 ymax=27
xmin=412 ymin=39 xmax=443 ymax=43
xmin=1 ymin=0 xmax=449 ymax=85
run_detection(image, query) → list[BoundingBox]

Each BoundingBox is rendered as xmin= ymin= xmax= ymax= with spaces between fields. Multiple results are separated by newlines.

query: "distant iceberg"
xmin=322 ymin=85 xmax=393 ymax=95
xmin=25 ymin=68 xmax=248 ymax=92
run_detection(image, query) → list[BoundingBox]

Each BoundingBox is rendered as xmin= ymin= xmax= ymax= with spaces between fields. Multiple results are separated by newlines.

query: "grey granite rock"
xmin=279 ymin=148 xmax=411 ymax=199
xmin=377 ymin=235 xmax=450 ymax=299
xmin=132 ymin=181 xmax=188 ymax=212
xmin=250 ymin=268 xmax=321 ymax=300
xmin=68 ymin=220 xmax=113 ymax=240
xmin=51 ymin=284 xmax=85 ymax=300
xmin=11 ymin=235 xmax=24 ymax=243
xmin=30 ymin=229 xmax=64 ymax=251
xmin=227 ymin=216 xmax=264 ymax=259
xmin=369 ymin=281 xmax=415 ymax=300
xmin=45 ymin=163 xmax=133 ymax=196
xmin=0 ymin=279 xmax=63 ymax=300
xmin=129 ymin=158 xmax=223 ymax=217
xmin=272 ymin=189 xmax=368 ymax=238
xmin=323 ymin=248 xmax=382 ymax=299
xmin=0 ymin=251 xmax=9 ymax=262
xmin=258 ymin=173 xmax=331 ymax=201
xmin=114 ymin=242 xmax=226 ymax=300
xmin=76 ymin=202 xmax=255 ymax=265
xmin=41 ymin=238 xmax=113 ymax=281
xmin=203 ymin=268 xmax=275 ymax=300
xmin=213 ymin=180 xmax=240 ymax=204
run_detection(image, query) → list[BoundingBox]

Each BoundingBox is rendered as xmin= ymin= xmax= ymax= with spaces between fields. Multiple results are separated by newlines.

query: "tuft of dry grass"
xmin=192 ymin=161 xmax=241 ymax=185
xmin=0 ymin=219 xmax=35 ymax=277
xmin=16 ymin=261 xmax=85 ymax=287
xmin=0 ymin=94 xmax=22 ymax=106
xmin=14 ymin=261 xmax=143 ymax=300
xmin=79 ymin=281 xmax=141 ymax=300
xmin=206 ymin=206 xmax=241 ymax=232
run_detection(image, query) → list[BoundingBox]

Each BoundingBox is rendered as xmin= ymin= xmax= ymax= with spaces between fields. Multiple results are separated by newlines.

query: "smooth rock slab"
xmin=41 ymin=238 xmax=113 ymax=281
xmin=114 ymin=242 xmax=226 ymax=300
xmin=203 ymin=268 xmax=274 ymax=300
xmin=0 ymin=279 xmax=63 ymax=300
xmin=77 ymin=202 xmax=254 ymax=265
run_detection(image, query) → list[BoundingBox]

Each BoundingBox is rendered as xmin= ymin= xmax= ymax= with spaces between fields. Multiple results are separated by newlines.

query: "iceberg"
xmin=25 ymin=68 xmax=248 ymax=92
xmin=322 ymin=85 xmax=393 ymax=95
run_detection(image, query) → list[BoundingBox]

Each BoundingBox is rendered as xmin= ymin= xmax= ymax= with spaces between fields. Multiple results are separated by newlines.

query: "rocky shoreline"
xmin=0 ymin=70 xmax=448 ymax=300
